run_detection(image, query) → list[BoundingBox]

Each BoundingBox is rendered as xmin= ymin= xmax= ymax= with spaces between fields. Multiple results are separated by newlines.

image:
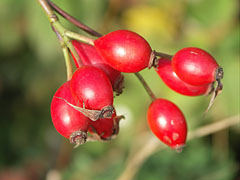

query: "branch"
xmin=47 ymin=0 xmax=102 ymax=37
xmin=117 ymin=114 xmax=240 ymax=180
xmin=38 ymin=0 xmax=97 ymax=69
xmin=135 ymin=72 xmax=156 ymax=101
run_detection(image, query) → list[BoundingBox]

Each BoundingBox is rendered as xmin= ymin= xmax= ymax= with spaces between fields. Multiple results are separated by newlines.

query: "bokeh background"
xmin=0 ymin=0 xmax=239 ymax=179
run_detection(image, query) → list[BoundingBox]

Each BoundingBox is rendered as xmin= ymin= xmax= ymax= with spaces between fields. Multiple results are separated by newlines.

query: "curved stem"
xmin=135 ymin=72 xmax=157 ymax=101
xmin=47 ymin=0 xmax=102 ymax=37
xmin=51 ymin=24 xmax=72 ymax=80
xmin=38 ymin=0 xmax=77 ymax=78
xmin=62 ymin=46 xmax=72 ymax=80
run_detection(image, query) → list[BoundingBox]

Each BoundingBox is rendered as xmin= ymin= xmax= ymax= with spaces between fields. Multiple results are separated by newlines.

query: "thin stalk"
xmin=38 ymin=0 xmax=88 ymax=70
xmin=51 ymin=24 xmax=73 ymax=80
xmin=38 ymin=0 xmax=74 ymax=79
xmin=47 ymin=0 xmax=102 ymax=37
xmin=154 ymin=51 xmax=173 ymax=59
xmin=38 ymin=0 xmax=55 ymax=21
xmin=65 ymin=31 xmax=95 ymax=45
xmin=135 ymin=72 xmax=157 ymax=101
xmin=62 ymin=46 xmax=72 ymax=80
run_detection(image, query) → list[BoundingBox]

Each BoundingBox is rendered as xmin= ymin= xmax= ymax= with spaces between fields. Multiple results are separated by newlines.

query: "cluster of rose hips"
xmin=50 ymin=29 xmax=223 ymax=150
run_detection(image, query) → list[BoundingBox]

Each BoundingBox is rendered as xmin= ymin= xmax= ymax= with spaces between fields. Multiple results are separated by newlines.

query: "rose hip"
xmin=155 ymin=58 xmax=211 ymax=96
xmin=94 ymin=30 xmax=152 ymax=73
xmin=172 ymin=47 xmax=223 ymax=86
xmin=70 ymin=66 xmax=114 ymax=111
xmin=51 ymin=81 xmax=89 ymax=145
xmin=71 ymin=40 xmax=124 ymax=94
xmin=147 ymin=98 xmax=187 ymax=150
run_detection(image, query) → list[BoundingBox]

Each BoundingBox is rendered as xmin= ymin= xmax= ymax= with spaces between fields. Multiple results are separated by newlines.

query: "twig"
xmin=117 ymin=115 xmax=240 ymax=180
xmin=47 ymin=0 xmax=102 ymax=37
xmin=65 ymin=31 xmax=94 ymax=45
xmin=38 ymin=0 xmax=97 ymax=68
xmin=154 ymin=51 xmax=173 ymax=59
xmin=134 ymin=72 xmax=157 ymax=101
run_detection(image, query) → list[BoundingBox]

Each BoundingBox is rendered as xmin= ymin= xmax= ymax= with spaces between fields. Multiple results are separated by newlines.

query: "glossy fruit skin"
xmin=70 ymin=66 xmax=113 ymax=110
xmin=89 ymin=111 xmax=118 ymax=139
xmin=71 ymin=40 xmax=124 ymax=94
xmin=147 ymin=99 xmax=187 ymax=149
xmin=156 ymin=58 xmax=211 ymax=96
xmin=172 ymin=47 xmax=219 ymax=86
xmin=94 ymin=30 xmax=152 ymax=73
xmin=51 ymin=81 xmax=89 ymax=138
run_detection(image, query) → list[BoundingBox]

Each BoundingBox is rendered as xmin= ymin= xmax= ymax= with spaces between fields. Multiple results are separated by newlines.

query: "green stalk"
xmin=37 ymin=0 xmax=96 ymax=78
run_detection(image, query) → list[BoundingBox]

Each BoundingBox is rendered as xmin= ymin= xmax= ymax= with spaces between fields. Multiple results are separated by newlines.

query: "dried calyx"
xmin=70 ymin=131 xmax=87 ymax=148
xmin=55 ymin=96 xmax=114 ymax=121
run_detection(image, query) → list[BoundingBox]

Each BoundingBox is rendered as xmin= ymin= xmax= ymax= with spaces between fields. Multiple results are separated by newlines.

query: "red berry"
xmin=70 ymin=66 xmax=114 ymax=110
xmin=50 ymin=81 xmax=89 ymax=144
xmin=89 ymin=111 xmax=121 ymax=139
xmin=71 ymin=40 xmax=124 ymax=94
xmin=94 ymin=30 xmax=152 ymax=73
xmin=155 ymin=58 xmax=211 ymax=96
xmin=147 ymin=99 xmax=187 ymax=150
xmin=172 ymin=47 xmax=222 ymax=86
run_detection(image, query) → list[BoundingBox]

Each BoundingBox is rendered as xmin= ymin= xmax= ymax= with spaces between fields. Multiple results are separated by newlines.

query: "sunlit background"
xmin=0 ymin=0 xmax=239 ymax=179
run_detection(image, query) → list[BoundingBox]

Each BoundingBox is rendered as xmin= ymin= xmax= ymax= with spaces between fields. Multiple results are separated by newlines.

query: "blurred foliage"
xmin=0 ymin=0 xmax=239 ymax=180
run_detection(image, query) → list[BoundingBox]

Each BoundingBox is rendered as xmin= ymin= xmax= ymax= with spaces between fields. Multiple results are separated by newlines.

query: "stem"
xmin=38 ymin=0 xmax=55 ymax=21
xmin=38 ymin=0 xmax=95 ymax=69
xmin=154 ymin=51 xmax=173 ymax=59
xmin=62 ymin=46 xmax=72 ymax=80
xmin=117 ymin=115 xmax=240 ymax=180
xmin=135 ymin=72 xmax=157 ymax=101
xmin=38 ymin=0 xmax=76 ymax=78
xmin=51 ymin=25 xmax=73 ymax=80
xmin=47 ymin=0 xmax=102 ymax=37
xmin=65 ymin=31 xmax=95 ymax=45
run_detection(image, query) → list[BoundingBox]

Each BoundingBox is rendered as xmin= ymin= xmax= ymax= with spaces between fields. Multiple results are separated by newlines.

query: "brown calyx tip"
xmin=148 ymin=50 xmax=158 ymax=69
xmin=114 ymin=76 xmax=125 ymax=96
xmin=112 ymin=115 xmax=125 ymax=136
xmin=215 ymin=67 xmax=224 ymax=81
xmin=100 ymin=105 xmax=115 ymax=119
xmin=70 ymin=131 xmax=87 ymax=148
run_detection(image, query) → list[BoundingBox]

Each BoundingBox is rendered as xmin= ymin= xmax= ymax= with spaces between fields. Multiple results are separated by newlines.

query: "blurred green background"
xmin=0 ymin=0 xmax=239 ymax=179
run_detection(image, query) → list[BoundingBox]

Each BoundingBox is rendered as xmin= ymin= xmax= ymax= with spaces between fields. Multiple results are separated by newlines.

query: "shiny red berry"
xmin=50 ymin=81 xmax=89 ymax=144
xmin=89 ymin=111 xmax=122 ymax=139
xmin=71 ymin=40 xmax=124 ymax=94
xmin=70 ymin=66 xmax=114 ymax=110
xmin=94 ymin=30 xmax=152 ymax=73
xmin=172 ymin=47 xmax=223 ymax=86
xmin=147 ymin=99 xmax=187 ymax=150
xmin=155 ymin=58 xmax=211 ymax=96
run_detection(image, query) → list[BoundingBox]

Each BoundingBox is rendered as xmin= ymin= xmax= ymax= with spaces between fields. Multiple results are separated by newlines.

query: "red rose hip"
xmin=71 ymin=40 xmax=124 ymax=95
xmin=70 ymin=66 xmax=114 ymax=111
xmin=89 ymin=111 xmax=123 ymax=139
xmin=155 ymin=58 xmax=211 ymax=96
xmin=147 ymin=99 xmax=187 ymax=150
xmin=172 ymin=47 xmax=223 ymax=86
xmin=94 ymin=30 xmax=152 ymax=73
xmin=51 ymin=81 xmax=89 ymax=145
